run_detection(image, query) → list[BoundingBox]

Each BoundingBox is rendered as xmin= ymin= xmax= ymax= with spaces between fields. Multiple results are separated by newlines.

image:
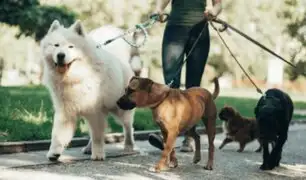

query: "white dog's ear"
xmin=48 ymin=20 xmax=61 ymax=33
xmin=70 ymin=20 xmax=86 ymax=37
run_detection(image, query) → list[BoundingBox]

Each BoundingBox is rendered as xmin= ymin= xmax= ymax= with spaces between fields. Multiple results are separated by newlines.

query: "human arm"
xmin=204 ymin=0 xmax=222 ymax=18
xmin=154 ymin=0 xmax=171 ymax=14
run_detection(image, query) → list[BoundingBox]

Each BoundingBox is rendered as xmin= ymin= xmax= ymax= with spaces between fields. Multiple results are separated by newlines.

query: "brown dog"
xmin=116 ymin=76 xmax=219 ymax=172
xmin=218 ymin=106 xmax=262 ymax=152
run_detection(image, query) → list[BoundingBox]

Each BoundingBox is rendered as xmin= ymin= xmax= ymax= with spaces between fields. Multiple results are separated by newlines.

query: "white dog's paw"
xmin=47 ymin=150 xmax=61 ymax=161
xmin=124 ymin=144 xmax=134 ymax=152
xmin=91 ymin=145 xmax=105 ymax=161
xmin=91 ymin=152 xmax=105 ymax=161
xmin=82 ymin=146 xmax=92 ymax=155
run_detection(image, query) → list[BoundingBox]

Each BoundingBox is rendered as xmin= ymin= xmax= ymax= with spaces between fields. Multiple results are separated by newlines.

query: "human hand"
xmin=150 ymin=11 xmax=169 ymax=23
xmin=204 ymin=3 xmax=222 ymax=20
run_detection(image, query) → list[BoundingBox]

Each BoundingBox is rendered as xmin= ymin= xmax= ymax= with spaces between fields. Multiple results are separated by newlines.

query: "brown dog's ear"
xmin=150 ymin=83 xmax=169 ymax=96
xmin=145 ymin=81 xmax=153 ymax=93
xmin=129 ymin=78 xmax=139 ymax=90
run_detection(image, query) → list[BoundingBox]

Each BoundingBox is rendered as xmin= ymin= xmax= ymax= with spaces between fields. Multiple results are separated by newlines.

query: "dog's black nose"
xmin=116 ymin=97 xmax=136 ymax=110
xmin=57 ymin=53 xmax=65 ymax=65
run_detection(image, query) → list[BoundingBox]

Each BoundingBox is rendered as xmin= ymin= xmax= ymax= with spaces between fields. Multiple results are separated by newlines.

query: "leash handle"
xmin=149 ymin=13 xmax=169 ymax=23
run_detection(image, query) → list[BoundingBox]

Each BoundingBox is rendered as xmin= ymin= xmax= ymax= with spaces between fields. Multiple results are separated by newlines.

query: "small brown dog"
xmin=116 ymin=76 xmax=219 ymax=172
xmin=218 ymin=106 xmax=262 ymax=152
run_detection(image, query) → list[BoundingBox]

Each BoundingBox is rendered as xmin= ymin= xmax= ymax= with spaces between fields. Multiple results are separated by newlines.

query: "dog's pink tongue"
xmin=57 ymin=64 xmax=68 ymax=74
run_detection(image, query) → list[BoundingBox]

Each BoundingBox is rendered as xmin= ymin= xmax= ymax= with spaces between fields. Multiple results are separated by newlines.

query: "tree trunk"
xmin=0 ymin=57 xmax=4 ymax=86
xmin=267 ymin=37 xmax=284 ymax=88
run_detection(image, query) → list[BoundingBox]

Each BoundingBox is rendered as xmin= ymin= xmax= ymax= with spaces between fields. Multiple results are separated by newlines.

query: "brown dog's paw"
xmin=193 ymin=155 xmax=201 ymax=164
xmin=237 ymin=149 xmax=243 ymax=153
xmin=204 ymin=161 xmax=214 ymax=170
xmin=149 ymin=164 xmax=169 ymax=173
xmin=204 ymin=165 xmax=213 ymax=170
xmin=169 ymin=159 xmax=178 ymax=168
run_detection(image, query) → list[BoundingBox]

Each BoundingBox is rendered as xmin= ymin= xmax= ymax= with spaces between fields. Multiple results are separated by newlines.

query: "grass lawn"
xmin=0 ymin=85 xmax=305 ymax=142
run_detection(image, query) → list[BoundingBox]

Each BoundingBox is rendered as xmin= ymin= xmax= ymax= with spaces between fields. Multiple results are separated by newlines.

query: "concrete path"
xmin=1 ymin=124 xmax=306 ymax=180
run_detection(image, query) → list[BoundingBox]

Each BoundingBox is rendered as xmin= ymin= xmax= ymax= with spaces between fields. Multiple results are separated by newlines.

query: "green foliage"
xmin=286 ymin=61 xmax=306 ymax=81
xmin=0 ymin=0 xmax=77 ymax=41
xmin=279 ymin=0 xmax=306 ymax=80
xmin=281 ymin=0 xmax=306 ymax=46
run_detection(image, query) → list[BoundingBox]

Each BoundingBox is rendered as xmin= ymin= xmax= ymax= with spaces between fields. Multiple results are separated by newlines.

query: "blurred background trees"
xmin=0 ymin=0 xmax=305 ymax=92
xmin=0 ymin=0 xmax=76 ymax=41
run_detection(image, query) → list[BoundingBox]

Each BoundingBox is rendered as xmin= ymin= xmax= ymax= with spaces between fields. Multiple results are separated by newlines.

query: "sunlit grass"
xmin=0 ymin=85 xmax=305 ymax=142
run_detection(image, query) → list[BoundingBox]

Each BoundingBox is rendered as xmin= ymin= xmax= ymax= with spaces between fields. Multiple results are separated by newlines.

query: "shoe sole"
xmin=148 ymin=134 xmax=164 ymax=150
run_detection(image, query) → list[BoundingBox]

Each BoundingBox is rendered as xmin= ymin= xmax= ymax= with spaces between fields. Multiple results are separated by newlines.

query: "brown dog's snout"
xmin=116 ymin=96 xmax=136 ymax=110
xmin=218 ymin=111 xmax=228 ymax=121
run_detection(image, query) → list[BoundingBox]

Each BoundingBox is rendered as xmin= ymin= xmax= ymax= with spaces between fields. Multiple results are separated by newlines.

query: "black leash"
xmin=167 ymin=20 xmax=209 ymax=87
xmin=209 ymin=21 xmax=264 ymax=95
xmin=211 ymin=18 xmax=305 ymax=76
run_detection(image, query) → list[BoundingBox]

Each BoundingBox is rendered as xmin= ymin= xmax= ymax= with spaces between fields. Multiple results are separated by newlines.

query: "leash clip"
xmin=167 ymin=80 xmax=174 ymax=87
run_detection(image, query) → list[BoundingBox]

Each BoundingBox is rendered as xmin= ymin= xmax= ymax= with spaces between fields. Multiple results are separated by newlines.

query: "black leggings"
xmin=162 ymin=21 xmax=210 ymax=88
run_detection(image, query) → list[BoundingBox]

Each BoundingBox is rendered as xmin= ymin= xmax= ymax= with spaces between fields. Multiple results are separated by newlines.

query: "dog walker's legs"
xmin=148 ymin=133 xmax=164 ymax=150
xmin=85 ymin=112 xmax=107 ymax=161
xmin=154 ymin=131 xmax=177 ymax=172
xmin=203 ymin=117 xmax=216 ymax=170
xmin=47 ymin=112 xmax=76 ymax=161
xmin=260 ymin=140 xmax=271 ymax=170
xmin=219 ymin=138 xmax=233 ymax=150
xmin=180 ymin=134 xmax=194 ymax=152
xmin=82 ymin=139 xmax=92 ymax=154
xmin=188 ymin=126 xmax=201 ymax=164
xmin=82 ymin=121 xmax=93 ymax=154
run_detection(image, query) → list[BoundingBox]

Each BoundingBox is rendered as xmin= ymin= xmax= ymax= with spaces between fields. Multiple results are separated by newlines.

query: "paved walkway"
xmin=1 ymin=124 xmax=306 ymax=180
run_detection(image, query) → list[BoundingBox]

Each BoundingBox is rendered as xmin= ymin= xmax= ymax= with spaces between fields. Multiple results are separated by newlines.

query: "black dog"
xmin=254 ymin=88 xmax=294 ymax=170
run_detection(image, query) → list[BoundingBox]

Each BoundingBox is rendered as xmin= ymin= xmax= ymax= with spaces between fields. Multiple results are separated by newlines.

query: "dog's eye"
xmin=54 ymin=43 xmax=59 ymax=47
xmin=125 ymin=88 xmax=134 ymax=95
xmin=68 ymin=45 xmax=74 ymax=48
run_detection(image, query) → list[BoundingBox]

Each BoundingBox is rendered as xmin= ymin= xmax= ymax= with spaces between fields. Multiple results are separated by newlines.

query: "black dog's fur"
xmin=254 ymin=88 xmax=294 ymax=170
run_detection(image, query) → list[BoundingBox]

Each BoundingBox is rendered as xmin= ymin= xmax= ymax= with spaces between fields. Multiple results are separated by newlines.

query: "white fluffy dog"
xmin=40 ymin=19 xmax=135 ymax=161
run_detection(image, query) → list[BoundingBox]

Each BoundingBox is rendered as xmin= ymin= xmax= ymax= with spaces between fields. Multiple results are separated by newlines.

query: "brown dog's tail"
xmin=210 ymin=77 xmax=220 ymax=100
